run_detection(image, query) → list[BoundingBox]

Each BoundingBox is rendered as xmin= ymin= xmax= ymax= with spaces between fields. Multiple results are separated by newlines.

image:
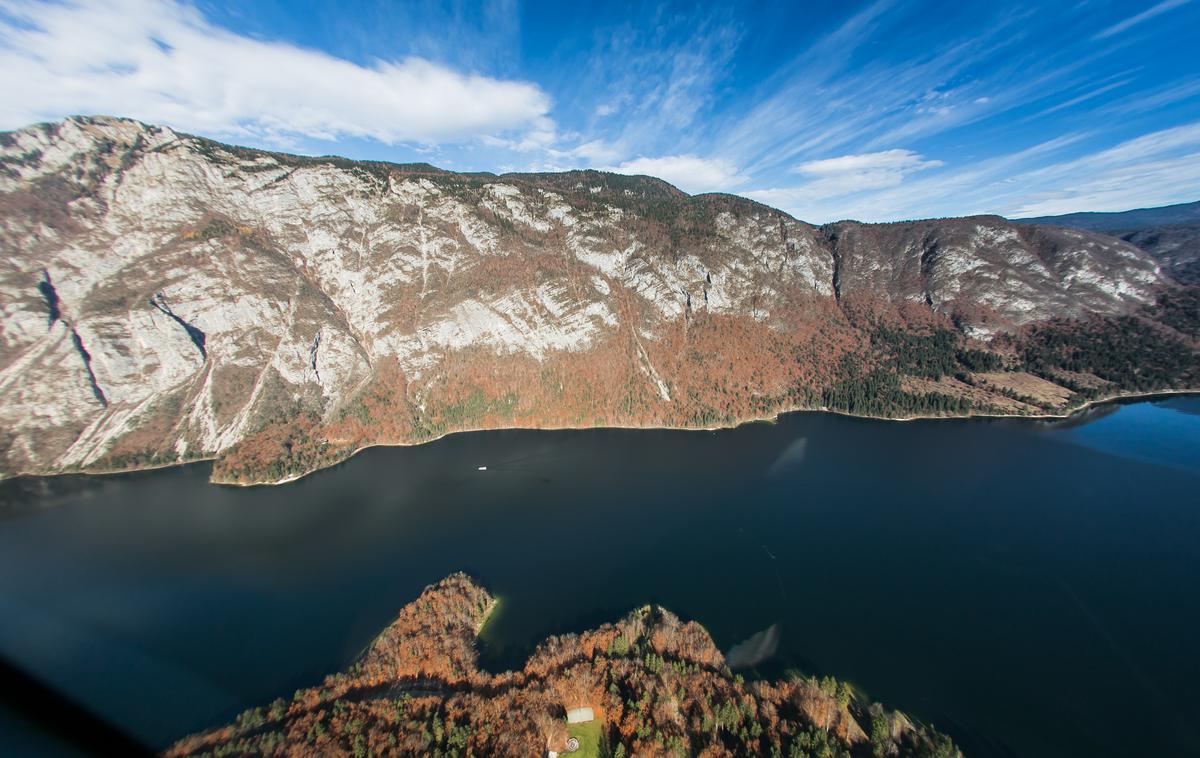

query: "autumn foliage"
xmin=167 ymin=574 xmax=959 ymax=758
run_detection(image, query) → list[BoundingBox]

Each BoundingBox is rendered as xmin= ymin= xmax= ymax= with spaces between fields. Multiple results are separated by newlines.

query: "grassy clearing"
xmin=566 ymin=719 xmax=602 ymax=758
xmin=973 ymin=371 xmax=1075 ymax=406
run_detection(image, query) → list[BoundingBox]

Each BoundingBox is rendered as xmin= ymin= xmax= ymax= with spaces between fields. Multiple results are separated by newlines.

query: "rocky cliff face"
xmin=0 ymin=117 xmax=1176 ymax=483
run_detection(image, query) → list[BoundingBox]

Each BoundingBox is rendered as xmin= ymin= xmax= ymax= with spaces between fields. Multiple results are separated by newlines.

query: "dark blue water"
xmin=1 ymin=398 xmax=1198 ymax=757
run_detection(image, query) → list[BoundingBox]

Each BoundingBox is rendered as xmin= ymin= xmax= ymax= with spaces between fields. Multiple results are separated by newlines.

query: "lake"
xmin=1 ymin=397 xmax=1199 ymax=757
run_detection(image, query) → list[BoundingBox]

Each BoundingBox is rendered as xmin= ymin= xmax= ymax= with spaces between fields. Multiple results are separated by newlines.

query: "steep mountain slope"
xmin=167 ymin=574 xmax=959 ymax=758
xmin=1016 ymin=201 xmax=1200 ymax=284
xmin=1114 ymin=225 xmax=1200 ymax=283
xmin=822 ymin=217 xmax=1159 ymax=338
xmin=0 ymin=116 xmax=1193 ymax=484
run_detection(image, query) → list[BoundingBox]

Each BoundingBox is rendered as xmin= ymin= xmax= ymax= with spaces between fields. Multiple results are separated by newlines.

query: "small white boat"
xmin=477 ymin=466 xmax=487 ymax=471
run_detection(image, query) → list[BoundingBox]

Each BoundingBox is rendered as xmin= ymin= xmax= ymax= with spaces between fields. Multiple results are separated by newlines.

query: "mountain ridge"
xmin=1 ymin=116 xmax=1196 ymax=484
xmin=1012 ymin=200 xmax=1200 ymax=284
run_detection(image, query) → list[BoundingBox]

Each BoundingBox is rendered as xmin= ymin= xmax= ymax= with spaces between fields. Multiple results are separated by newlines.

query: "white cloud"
xmin=0 ymin=0 xmax=552 ymax=145
xmin=1092 ymin=0 xmax=1193 ymax=40
xmin=744 ymin=149 xmax=942 ymax=217
xmin=571 ymin=139 xmax=622 ymax=164
xmin=607 ymin=155 xmax=744 ymax=194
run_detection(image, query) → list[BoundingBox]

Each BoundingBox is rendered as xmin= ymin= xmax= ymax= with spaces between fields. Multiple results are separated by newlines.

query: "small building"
xmin=566 ymin=706 xmax=594 ymax=724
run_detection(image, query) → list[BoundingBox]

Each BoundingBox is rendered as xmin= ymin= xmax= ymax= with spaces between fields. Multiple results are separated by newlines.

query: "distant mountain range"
xmin=1015 ymin=201 xmax=1200 ymax=283
xmin=1 ymin=117 xmax=1196 ymax=483
xmin=1017 ymin=200 xmax=1200 ymax=232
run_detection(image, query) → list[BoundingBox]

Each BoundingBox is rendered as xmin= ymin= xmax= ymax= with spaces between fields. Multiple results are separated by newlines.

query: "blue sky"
xmin=1 ymin=0 xmax=1198 ymax=222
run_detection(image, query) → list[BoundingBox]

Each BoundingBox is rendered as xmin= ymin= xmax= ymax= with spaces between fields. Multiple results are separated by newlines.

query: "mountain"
xmin=1113 ymin=225 xmax=1200 ymax=284
xmin=1017 ymin=200 xmax=1200 ymax=232
xmin=166 ymin=573 xmax=960 ymax=758
xmin=1015 ymin=201 xmax=1200 ymax=284
xmin=1 ymin=116 xmax=1196 ymax=484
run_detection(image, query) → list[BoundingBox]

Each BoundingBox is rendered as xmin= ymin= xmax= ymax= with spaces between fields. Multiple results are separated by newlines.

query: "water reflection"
xmin=726 ymin=623 xmax=781 ymax=670
xmin=767 ymin=436 xmax=808 ymax=476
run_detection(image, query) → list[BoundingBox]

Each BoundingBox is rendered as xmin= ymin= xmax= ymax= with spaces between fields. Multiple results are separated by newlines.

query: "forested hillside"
xmin=168 ymin=575 xmax=960 ymax=758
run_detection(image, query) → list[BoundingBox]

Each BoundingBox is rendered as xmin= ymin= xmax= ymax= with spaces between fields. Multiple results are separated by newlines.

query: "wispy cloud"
xmin=793 ymin=149 xmax=943 ymax=178
xmin=1099 ymin=78 xmax=1200 ymax=116
xmin=0 ymin=0 xmax=551 ymax=145
xmin=1007 ymin=121 xmax=1200 ymax=215
xmin=1092 ymin=0 xmax=1193 ymax=40
xmin=747 ymin=122 xmax=1200 ymax=223
xmin=744 ymin=149 xmax=943 ymax=212
xmin=669 ymin=2 xmax=1198 ymax=219
xmin=712 ymin=6 xmax=1046 ymax=177
xmin=745 ymin=134 xmax=1089 ymax=222
xmin=550 ymin=8 xmax=743 ymax=165
xmin=1024 ymin=74 xmax=1136 ymax=120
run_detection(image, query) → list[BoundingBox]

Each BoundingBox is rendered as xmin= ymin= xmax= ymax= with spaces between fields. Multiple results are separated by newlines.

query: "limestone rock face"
xmin=0 ymin=116 xmax=1166 ymax=481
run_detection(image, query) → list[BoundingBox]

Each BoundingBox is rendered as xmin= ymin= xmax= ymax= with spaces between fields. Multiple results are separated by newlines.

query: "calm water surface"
xmin=1 ymin=398 xmax=1198 ymax=757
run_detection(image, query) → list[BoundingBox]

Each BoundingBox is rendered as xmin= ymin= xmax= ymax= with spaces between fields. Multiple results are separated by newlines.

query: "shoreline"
xmin=5 ymin=387 xmax=1197 ymax=488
